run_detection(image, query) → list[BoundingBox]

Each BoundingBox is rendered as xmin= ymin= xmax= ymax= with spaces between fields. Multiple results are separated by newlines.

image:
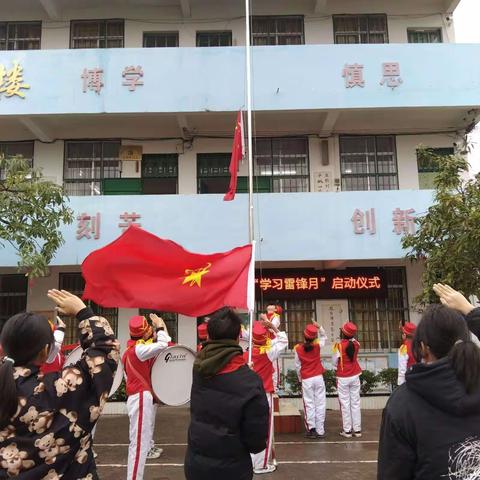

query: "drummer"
xmin=122 ymin=313 xmax=171 ymax=480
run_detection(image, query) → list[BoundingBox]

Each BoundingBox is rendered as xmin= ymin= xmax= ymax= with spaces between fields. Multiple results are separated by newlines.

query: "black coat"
xmin=377 ymin=308 xmax=480 ymax=480
xmin=185 ymin=363 xmax=269 ymax=480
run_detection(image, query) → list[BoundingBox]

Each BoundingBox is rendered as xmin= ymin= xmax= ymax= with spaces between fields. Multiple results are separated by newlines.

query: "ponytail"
xmin=303 ymin=338 xmax=314 ymax=353
xmin=345 ymin=340 xmax=355 ymax=362
xmin=0 ymin=359 xmax=17 ymax=429
xmin=449 ymin=340 xmax=480 ymax=394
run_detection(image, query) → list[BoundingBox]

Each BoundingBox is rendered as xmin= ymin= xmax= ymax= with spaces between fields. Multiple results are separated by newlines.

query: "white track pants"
xmin=337 ymin=375 xmax=361 ymax=433
xmin=302 ymin=374 xmax=326 ymax=434
xmin=272 ymin=359 xmax=281 ymax=392
xmin=127 ymin=391 xmax=155 ymax=480
xmin=251 ymin=392 xmax=274 ymax=471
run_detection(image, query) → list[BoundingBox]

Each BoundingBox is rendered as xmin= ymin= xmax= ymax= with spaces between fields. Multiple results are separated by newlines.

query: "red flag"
xmin=224 ymin=110 xmax=245 ymax=201
xmin=81 ymin=226 xmax=253 ymax=317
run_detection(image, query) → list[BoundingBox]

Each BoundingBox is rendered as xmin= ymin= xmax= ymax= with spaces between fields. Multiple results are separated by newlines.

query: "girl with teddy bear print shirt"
xmin=0 ymin=289 xmax=120 ymax=480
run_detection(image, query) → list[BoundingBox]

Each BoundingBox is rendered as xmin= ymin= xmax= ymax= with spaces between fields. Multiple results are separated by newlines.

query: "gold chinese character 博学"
xmin=0 ymin=62 xmax=30 ymax=99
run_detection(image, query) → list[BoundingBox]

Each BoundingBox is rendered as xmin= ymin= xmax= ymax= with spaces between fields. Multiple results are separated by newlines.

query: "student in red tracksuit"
xmin=244 ymin=317 xmax=288 ymax=474
xmin=266 ymin=305 xmax=282 ymax=391
xmin=197 ymin=322 xmax=208 ymax=352
xmin=397 ymin=322 xmax=417 ymax=385
xmin=294 ymin=322 xmax=328 ymax=439
xmin=122 ymin=313 xmax=171 ymax=480
xmin=333 ymin=322 xmax=362 ymax=438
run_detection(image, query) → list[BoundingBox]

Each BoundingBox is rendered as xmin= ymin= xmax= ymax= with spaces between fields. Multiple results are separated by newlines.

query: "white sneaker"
xmin=147 ymin=446 xmax=163 ymax=459
xmin=339 ymin=430 xmax=353 ymax=438
xmin=254 ymin=465 xmax=277 ymax=474
xmin=353 ymin=431 xmax=362 ymax=438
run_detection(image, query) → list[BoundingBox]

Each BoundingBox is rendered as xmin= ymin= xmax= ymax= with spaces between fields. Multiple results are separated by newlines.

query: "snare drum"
xmin=151 ymin=345 xmax=196 ymax=406
xmin=64 ymin=345 xmax=124 ymax=398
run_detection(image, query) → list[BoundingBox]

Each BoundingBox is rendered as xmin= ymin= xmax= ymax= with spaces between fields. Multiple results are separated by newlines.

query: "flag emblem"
xmin=182 ymin=263 xmax=212 ymax=287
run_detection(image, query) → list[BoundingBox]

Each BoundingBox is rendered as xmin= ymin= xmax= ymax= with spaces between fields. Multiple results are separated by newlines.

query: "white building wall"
xmin=0 ymin=0 xmax=455 ymax=50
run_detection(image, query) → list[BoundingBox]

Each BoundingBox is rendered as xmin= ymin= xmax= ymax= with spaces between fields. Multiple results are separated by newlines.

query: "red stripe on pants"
xmin=132 ymin=391 xmax=144 ymax=480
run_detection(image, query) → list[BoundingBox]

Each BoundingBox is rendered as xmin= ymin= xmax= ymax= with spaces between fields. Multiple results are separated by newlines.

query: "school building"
xmin=0 ymin=0 xmax=477 ymax=373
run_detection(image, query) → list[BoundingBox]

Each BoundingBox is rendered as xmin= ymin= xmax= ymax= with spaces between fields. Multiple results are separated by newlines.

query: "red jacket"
xmin=244 ymin=348 xmax=274 ymax=393
xmin=122 ymin=341 xmax=155 ymax=396
xmin=294 ymin=341 xmax=325 ymax=380
xmin=333 ymin=339 xmax=362 ymax=378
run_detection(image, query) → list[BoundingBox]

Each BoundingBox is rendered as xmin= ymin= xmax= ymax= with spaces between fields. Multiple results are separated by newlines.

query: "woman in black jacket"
xmin=378 ymin=295 xmax=480 ymax=480
xmin=185 ymin=307 xmax=269 ymax=480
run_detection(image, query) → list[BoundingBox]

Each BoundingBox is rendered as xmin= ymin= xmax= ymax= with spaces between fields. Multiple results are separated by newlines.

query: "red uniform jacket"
xmin=294 ymin=341 xmax=325 ymax=380
xmin=333 ymin=339 xmax=362 ymax=378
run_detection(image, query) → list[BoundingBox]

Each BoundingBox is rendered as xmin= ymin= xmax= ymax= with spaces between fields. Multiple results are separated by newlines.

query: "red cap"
xmin=129 ymin=316 xmax=149 ymax=338
xmin=402 ymin=322 xmax=416 ymax=337
xmin=252 ymin=321 xmax=268 ymax=346
xmin=304 ymin=324 xmax=318 ymax=340
xmin=197 ymin=322 xmax=208 ymax=340
xmin=341 ymin=322 xmax=357 ymax=338
xmin=275 ymin=305 xmax=283 ymax=315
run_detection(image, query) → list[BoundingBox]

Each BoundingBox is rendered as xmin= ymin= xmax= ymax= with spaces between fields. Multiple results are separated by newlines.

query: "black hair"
xmin=0 ymin=312 xmax=53 ymax=429
xmin=207 ymin=307 xmax=242 ymax=341
xmin=413 ymin=304 xmax=480 ymax=394
xmin=303 ymin=337 xmax=314 ymax=353
xmin=340 ymin=331 xmax=356 ymax=362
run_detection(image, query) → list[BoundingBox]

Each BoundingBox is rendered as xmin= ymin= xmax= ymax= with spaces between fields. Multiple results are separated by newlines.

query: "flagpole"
xmin=245 ymin=0 xmax=255 ymax=364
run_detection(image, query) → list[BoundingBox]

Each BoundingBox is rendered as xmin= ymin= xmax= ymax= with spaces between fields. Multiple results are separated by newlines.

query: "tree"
xmin=402 ymin=147 xmax=480 ymax=304
xmin=0 ymin=155 xmax=74 ymax=277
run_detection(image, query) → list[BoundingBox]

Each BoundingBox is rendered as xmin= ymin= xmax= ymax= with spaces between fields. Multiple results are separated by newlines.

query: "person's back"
xmin=185 ymin=308 xmax=269 ymax=480
xmin=378 ymin=305 xmax=480 ymax=480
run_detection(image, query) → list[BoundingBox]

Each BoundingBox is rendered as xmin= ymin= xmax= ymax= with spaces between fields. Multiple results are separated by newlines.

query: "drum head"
xmin=64 ymin=346 xmax=83 ymax=367
xmin=64 ymin=346 xmax=123 ymax=398
xmin=239 ymin=338 xmax=249 ymax=352
xmin=151 ymin=345 xmax=196 ymax=406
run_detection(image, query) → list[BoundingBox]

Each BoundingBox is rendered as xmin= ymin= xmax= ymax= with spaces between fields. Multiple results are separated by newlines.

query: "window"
xmin=408 ymin=28 xmax=442 ymax=43
xmin=254 ymin=137 xmax=309 ymax=192
xmin=142 ymin=154 xmax=178 ymax=194
xmin=143 ymin=32 xmax=179 ymax=48
xmin=333 ymin=15 xmax=388 ymax=44
xmin=58 ymin=273 xmax=118 ymax=345
xmin=0 ymin=275 xmax=28 ymax=325
xmin=0 ymin=22 xmax=41 ymax=50
xmin=70 ymin=19 xmax=124 ymax=49
xmin=417 ymin=147 xmax=453 ymax=190
xmin=349 ymin=268 xmax=409 ymax=352
xmin=197 ymin=153 xmax=230 ymax=193
xmin=196 ymin=31 xmax=232 ymax=47
xmin=0 ymin=141 xmax=34 ymax=179
xmin=340 ymin=136 xmax=398 ymax=191
xmin=256 ymin=300 xmax=315 ymax=349
xmin=64 ymin=141 xmax=121 ymax=196
xmin=139 ymin=309 xmax=178 ymax=343
xmin=252 ymin=16 xmax=304 ymax=45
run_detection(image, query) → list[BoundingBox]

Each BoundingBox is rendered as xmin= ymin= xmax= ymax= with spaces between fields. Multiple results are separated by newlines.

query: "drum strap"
xmin=124 ymin=355 xmax=160 ymax=403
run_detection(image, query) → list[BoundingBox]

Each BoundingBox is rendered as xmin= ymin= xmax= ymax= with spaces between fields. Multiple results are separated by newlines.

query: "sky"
xmin=454 ymin=0 xmax=480 ymax=174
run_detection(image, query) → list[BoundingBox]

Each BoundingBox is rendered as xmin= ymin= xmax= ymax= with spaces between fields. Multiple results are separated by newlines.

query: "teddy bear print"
xmin=0 ymin=425 xmax=15 ymax=442
xmin=107 ymin=345 xmax=121 ymax=363
xmin=13 ymin=367 xmax=31 ymax=380
xmin=75 ymin=435 xmax=91 ymax=464
xmin=0 ymin=443 xmax=35 ymax=476
xmin=11 ymin=397 xmax=27 ymax=421
xmin=85 ymin=355 xmax=105 ymax=376
xmin=89 ymin=405 xmax=101 ymax=423
xmin=54 ymin=367 xmax=83 ymax=397
xmin=93 ymin=316 xmax=115 ymax=336
xmin=60 ymin=409 xmax=84 ymax=438
xmin=41 ymin=469 xmax=64 ymax=480
xmin=78 ymin=475 xmax=94 ymax=480
xmin=35 ymin=433 xmax=70 ymax=465
xmin=20 ymin=406 xmax=54 ymax=434
xmin=34 ymin=382 xmax=46 ymax=395
xmin=78 ymin=320 xmax=94 ymax=341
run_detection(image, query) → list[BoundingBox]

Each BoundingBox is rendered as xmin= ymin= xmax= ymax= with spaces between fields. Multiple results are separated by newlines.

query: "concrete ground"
xmin=94 ymin=407 xmax=381 ymax=480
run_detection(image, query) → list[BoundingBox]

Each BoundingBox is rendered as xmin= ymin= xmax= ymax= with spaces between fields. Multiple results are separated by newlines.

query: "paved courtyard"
xmin=94 ymin=408 xmax=381 ymax=480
